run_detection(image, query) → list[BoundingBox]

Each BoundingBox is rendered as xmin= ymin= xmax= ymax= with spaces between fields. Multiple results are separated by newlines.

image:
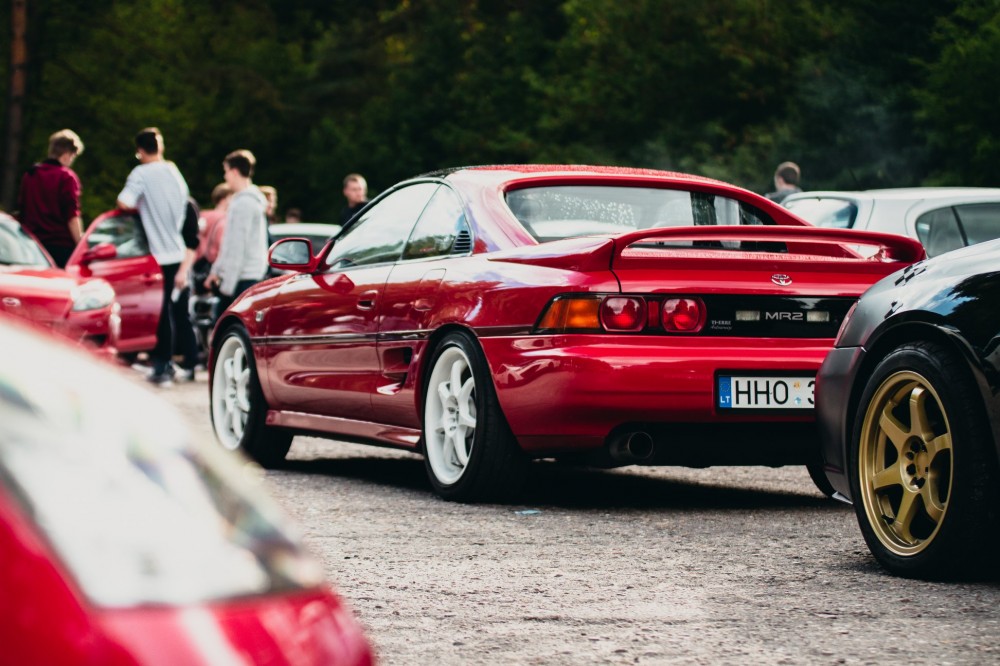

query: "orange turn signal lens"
xmin=537 ymin=297 xmax=601 ymax=332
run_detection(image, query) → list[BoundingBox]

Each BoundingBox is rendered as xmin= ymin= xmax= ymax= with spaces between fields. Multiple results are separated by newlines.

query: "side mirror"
xmin=80 ymin=242 xmax=117 ymax=266
xmin=268 ymin=238 xmax=318 ymax=273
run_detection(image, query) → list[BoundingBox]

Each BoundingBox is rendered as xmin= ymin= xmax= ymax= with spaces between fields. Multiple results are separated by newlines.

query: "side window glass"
xmin=403 ymin=186 xmax=468 ymax=260
xmin=915 ymin=207 xmax=964 ymax=257
xmin=953 ymin=203 xmax=1000 ymax=246
xmin=87 ymin=214 xmax=148 ymax=258
xmin=325 ymin=184 xmax=437 ymax=270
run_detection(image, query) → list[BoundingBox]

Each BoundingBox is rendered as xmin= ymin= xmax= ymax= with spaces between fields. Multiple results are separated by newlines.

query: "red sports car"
xmin=0 ymin=212 xmax=119 ymax=355
xmin=0 ymin=313 xmax=373 ymax=665
xmin=64 ymin=208 xmax=164 ymax=356
xmin=208 ymin=165 xmax=924 ymax=501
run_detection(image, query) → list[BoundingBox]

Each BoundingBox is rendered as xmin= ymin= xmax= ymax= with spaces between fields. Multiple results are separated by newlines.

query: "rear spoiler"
xmin=612 ymin=226 xmax=926 ymax=264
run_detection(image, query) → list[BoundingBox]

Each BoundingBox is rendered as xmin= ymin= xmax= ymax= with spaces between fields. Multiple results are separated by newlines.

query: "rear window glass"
xmin=953 ymin=203 xmax=1000 ymax=245
xmin=506 ymin=186 xmax=773 ymax=242
xmin=783 ymin=198 xmax=858 ymax=229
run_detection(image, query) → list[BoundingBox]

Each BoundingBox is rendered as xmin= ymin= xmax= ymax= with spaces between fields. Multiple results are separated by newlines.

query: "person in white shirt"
xmin=116 ymin=127 xmax=193 ymax=386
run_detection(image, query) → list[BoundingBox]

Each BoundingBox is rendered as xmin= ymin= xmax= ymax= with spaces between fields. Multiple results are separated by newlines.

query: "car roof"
xmin=786 ymin=187 xmax=1000 ymax=203
xmin=270 ymin=222 xmax=341 ymax=235
xmin=431 ymin=164 xmax=734 ymax=189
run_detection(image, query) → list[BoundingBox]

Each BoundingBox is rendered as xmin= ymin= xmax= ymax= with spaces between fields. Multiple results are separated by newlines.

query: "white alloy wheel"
xmin=424 ymin=346 xmax=478 ymax=485
xmin=212 ymin=334 xmax=252 ymax=451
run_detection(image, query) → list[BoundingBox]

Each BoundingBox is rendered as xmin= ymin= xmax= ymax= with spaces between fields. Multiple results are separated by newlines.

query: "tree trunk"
xmin=2 ymin=0 xmax=28 ymax=212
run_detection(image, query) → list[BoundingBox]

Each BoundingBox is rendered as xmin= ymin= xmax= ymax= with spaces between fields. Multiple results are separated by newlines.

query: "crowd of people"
xmin=14 ymin=126 xmax=370 ymax=387
xmin=14 ymin=126 xmax=800 ymax=389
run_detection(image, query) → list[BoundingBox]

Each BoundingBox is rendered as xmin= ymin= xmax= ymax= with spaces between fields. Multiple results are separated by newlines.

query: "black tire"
xmin=421 ymin=331 xmax=527 ymax=502
xmin=210 ymin=325 xmax=293 ymax=468
xmin=848 ymin=341 xmax=1000 ymax=579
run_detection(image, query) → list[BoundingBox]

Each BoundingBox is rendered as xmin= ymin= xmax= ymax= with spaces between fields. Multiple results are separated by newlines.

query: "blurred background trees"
xmin=1 ymin=0 xmax=997 ymax=221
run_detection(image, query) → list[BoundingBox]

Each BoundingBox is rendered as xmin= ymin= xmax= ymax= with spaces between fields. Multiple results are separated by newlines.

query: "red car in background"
xmin=0 ymin=314 xmax=373 ymax=665
xmin=209 ymin=165 xmax=925 ymax=502
xmin=64 ymin=208 xmax=163 ymax=357
xmin=0 ymin=211 xmax=119 ymax=355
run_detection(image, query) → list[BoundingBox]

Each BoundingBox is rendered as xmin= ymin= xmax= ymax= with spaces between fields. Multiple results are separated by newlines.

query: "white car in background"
xmin=783 ymin=188 xmax=1000 ymax=258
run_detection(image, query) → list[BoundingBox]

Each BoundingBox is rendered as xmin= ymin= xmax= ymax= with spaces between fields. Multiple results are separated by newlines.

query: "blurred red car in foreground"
xmin=209 ymin=165 xmax=925 ymax=502
xmin=0 ymin=212 xmax=119 ymax=355
xmin=0 ymin=314 xmax=373 ymax=665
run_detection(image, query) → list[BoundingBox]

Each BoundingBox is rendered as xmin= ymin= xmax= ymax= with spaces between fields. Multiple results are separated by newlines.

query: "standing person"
xmin=340 ymin=173 xmax=369 ymax=225
xmin=193 ymin=182 xmax=232 ymax=285
xmin=205 ymin=150 xmax=269 ymax=313
xmin=116 ymin=127 xmax=193 ymax=387
xmin=765 ymin=161 xmax=803 ymax=204
xmin=259 ymin=185 xmax=278 ymax=224
xmin=16 ymin=129 xmax=85 ymax=267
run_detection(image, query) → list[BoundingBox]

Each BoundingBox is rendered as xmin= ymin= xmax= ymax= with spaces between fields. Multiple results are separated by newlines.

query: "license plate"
xmin=717 ymin=375 xmax=815 ymax=410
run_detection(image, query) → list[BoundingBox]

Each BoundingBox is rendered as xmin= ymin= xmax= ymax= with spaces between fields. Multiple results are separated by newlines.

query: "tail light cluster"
xmin=537 ymin=295 xmax=706 ymax=334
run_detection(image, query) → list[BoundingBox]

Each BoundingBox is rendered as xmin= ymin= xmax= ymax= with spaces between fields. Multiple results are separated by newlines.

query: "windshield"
xmin=506 ymin=186 xmax=774 ymax=242
xmin=784 ymin=197 xmax=858 ymax=229
xmin=0 ymin=322 xmax=325 ymax=608
xmin=0 ymin=222 xmax=52 ymax=267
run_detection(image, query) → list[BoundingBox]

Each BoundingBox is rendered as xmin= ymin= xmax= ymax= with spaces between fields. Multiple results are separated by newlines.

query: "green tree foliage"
xmin=0 ymin=0 xmax=997 ymax=222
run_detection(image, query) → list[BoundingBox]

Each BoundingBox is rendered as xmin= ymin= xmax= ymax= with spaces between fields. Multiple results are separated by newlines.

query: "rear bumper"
xmin=480 ymin=334 xmax=831 ymax=460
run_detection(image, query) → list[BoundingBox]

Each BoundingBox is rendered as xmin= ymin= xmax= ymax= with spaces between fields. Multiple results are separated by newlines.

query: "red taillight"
xmin=662 ymin=298 xmax=704 ymax=332
xmin=600 ymin=297 xmax=646 ymax=332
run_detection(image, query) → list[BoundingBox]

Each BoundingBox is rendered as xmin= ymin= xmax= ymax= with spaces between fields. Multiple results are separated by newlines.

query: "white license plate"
xmin=717 ymin=375 xmax=815 ymax=410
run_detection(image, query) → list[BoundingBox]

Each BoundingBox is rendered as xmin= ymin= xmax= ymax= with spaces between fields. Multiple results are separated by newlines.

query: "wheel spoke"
xmin=908 ymin=387 xmax=935 ymax=442
xmin=921 ymin=484 xmax=945 ymax=525
xmin=458 ymin=377 xmax=477 ymax=428
xmin=223 ymin=357 xmax=235 ymax=383
xmin=437 ymin=382 xmax=451 ymax=407
xmin=877 ymin=403 xmax=909 ymax=454
xmin=872 ymin=465 xmax=901 ymax=491
xmin=229 ymin=403 xmax=242 ymax=436
xmin=926 ymin=432 xmax=952 ymax=460
xmin=233 ymin=346 xmax=245 ymax=376
xmin=450 ymin=358 xmax=466 ymax=398
xmin=892 ymin=489 xmax=920 ymax=543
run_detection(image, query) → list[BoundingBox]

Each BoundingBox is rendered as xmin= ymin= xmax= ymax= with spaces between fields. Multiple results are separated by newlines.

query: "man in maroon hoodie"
xmin=17 ymin=129 xmax=85 ymax=267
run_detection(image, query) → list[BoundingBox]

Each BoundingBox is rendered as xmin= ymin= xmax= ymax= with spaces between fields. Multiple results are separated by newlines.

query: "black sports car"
xmin=816 ymin=239 xmax=1000 ymax=579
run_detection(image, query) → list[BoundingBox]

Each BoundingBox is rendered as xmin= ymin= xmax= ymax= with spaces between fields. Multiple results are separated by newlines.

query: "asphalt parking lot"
xmin=149 ymin=372 xmax=1000 ymax=665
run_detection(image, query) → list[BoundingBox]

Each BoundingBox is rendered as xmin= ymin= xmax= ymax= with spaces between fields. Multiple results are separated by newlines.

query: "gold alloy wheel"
xmin=858 ymin=370 xmax=954 ymax=556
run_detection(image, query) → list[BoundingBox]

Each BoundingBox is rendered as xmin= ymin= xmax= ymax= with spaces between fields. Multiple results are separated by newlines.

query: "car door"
xmin=64 ymin=210 xmax=162 ymax=353
xmin=265 ymin=183 xmax=437 ymax=421
xmin=375 ymin=184 xmax=471 ymax=428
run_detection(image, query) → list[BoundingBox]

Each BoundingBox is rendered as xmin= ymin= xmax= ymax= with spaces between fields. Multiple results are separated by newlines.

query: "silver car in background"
xmin=784 ymin=188 xmax=1000 ymax=258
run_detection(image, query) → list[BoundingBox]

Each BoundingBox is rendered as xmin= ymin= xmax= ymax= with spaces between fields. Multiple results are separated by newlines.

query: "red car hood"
xmin=0 ymin=267 xmax=79 ymax=323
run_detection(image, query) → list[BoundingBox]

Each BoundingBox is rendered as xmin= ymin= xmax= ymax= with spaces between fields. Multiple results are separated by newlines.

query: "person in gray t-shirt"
xmin=117 ymin=127 xmax=194 ymax=386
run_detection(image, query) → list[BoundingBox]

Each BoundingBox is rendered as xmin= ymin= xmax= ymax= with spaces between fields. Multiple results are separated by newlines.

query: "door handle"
xmin=358 ymin=290 xmax=378 ymax=311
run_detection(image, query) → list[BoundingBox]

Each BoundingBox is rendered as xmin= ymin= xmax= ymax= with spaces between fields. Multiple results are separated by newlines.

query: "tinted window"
xmin=953 ymin=203 xmax=1000 ymax=245
xmin=915 ymin=207 xmax=964 ymax=257
xmin=0 ymin=223 xmax=50 ymax=267
xmin=403 ymin=186 xmax=468 ymax=260
xmin=326 ymin=184 xmax=437 ymax=269
xmin=783 ymin=197 xmax=858 ymax=228
xmin=506 ymin=186 xmax=774 ymax=242
xmin=87 ymin=213 xmax=149 ymax=258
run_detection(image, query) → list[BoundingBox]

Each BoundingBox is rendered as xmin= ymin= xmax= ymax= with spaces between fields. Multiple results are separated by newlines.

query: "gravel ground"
xmin=147 ymin=373 xmax=1000 ymax=665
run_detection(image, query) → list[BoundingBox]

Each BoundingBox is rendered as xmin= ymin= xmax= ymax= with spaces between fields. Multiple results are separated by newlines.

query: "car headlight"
xmin=71 ymin=279 xmax=115 ymax=311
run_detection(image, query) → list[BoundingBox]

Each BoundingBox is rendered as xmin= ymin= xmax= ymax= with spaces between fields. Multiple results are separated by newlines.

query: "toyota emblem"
xmin=771 ymin=274 xmax=792 ymax=286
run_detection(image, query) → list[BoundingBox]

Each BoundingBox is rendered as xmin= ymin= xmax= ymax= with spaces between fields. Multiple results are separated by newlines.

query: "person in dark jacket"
xmin=340 ymin=173 xmax=369 ymax=225
xmin=17 ymin=130 xmax=85 ymax=267
xmin=765 ymin=161 xmax=803 ymax=204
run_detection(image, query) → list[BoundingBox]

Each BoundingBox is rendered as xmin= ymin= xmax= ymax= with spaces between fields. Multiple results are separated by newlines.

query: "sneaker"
xmin=146 ymin=371 xmax=174 ymax=387
xmin=173 ymin=366 xmax=196 ymax=382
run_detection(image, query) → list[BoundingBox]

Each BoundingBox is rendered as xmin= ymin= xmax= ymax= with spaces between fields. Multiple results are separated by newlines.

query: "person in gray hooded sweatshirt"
xmin=205 ymin=149 xmax=269 ymax=312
